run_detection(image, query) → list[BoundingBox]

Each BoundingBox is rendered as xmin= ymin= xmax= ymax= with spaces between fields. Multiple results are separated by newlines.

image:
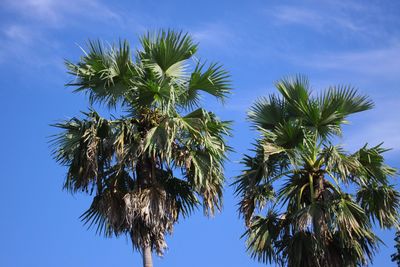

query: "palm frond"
xmin=320 ymin=85 xmax=374 ymax=116
xmin=320 ymin=144 xmax=361 ymax=184
xmin=66 ymin=40 xmax=137 ymax=108
xmin=51 ymin=110 xmax=112 ymax=192
xmin=248 ymin=95 xmax=288 ymax=131
xmin=184 ymin=61 xmax=231 ymax=106
xmin=139 ymin=30 xmax=197 ymax=72
xmin=353 ymin=143 xmax=396 ymax=184
xmin=245 ymin=211 xmax=283 ymax=265
xmin=157 ymin=170 xmax=199 ymax=218
xmin=357 ymin=183 xmax=400 ymax=228
xmin=275 ymin=75 xmax=310 ymax=115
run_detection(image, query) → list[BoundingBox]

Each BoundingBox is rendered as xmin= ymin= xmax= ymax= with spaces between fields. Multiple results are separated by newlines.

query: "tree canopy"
xmin=52 ymin=30 xmax=232 ymax=260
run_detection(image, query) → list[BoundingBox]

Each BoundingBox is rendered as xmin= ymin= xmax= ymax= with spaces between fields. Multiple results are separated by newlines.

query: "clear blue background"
xmin=1 ymin=0 xmax=399 ymax=266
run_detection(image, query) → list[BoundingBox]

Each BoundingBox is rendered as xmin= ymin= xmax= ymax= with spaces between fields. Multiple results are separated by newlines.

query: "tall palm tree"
xmin=234 ymin=76 xmax=400 ymax=267
xmin=52 ymin=30 xmax=231 ymax=267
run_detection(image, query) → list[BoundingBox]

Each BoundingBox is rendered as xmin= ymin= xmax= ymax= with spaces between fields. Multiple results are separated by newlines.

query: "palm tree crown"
xmin=52 ymin=30 xmax=231 ymax=263
xmin=234 ymin=76 xmax=400 ymax=267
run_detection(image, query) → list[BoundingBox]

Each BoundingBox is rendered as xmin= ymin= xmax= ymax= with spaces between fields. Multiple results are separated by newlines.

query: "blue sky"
xmin=1 ymin=0 xmax=400 ymax=266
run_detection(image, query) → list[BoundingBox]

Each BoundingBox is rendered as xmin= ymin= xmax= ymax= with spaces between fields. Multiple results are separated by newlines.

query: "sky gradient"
xmin=1 ymin=0 xmax=400 ymax=266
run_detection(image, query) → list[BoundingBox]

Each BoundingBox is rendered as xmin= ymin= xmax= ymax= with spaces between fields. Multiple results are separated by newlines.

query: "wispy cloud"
xmin=288 ymin=42 xmax=400 ymax=80
xmin=4 ymin=25 xmax=35 ymax=44
xmin=192 ymin=23 xmax=237 ymax=49
xmin=265 ymin=0 xmax=400 ymax=41
xmin=0 ymin=0 xmax=123 ymax=49
xmin=0 ymin=0 xmax=126 ymax=68
xmin=2 ymin=0 xmax=121 ymax=25
xmin=268 ymin=5 xmax=365 ymax=33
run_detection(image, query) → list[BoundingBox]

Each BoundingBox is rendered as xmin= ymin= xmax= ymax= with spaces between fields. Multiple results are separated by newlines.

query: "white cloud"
xmin=0 ymin=0 xmax=126 ymax=66
xmin=272 ymin=7 xmax=320 ymax=27
xmin=4 ymin=25 xmax=35 ymax=44
xmin=265 ymin=2 xmax=396 ymax=38
xmin=10 ymin=0 xmax=60 ymax=22
xmin=269 ymin=5 xmax=364 ymax=32
xmin=289 ymin=42 xmax=400 ymax=79
xmin=2 ymin=0 xmax=121 ymax=25
xmin=192 ymin=23 xmax=236 ymax=48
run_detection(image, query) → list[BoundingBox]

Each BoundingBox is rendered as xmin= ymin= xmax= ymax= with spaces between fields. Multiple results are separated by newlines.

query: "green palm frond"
xmin=357 ymin=183 xmax=400 ymax=228
xmin=233 ymin=152 xmax=266 ymax=197
xmin=139 ymin=30 xmax=197 ymax=72
xmin=391 ymin=231 xmax=400 ymax=266
xmin=184 ymin=62 xmax=231 ymax=107
xmin=245 ymin=211 xmax=282 ymax=265
xmin=320 ymin=86 xmax=374 ymax=116
xmin=320 ymin=144 xmax=360 ymax=184
xmin=233 ymin=142 xmax=290 ymax=225
xmin=330 ymin=193 xmax=370 ymax=236
xmin=183 ymin=149 xmax=224 ymax=215
xmin=271 ymin=121 xmax=304 ymax=149
xmin=353 ymin=143 xmax=397 ymax=184
xmin=239 ymin=183 xmax=275 ymax=226
xmin=66 ymin=40 xmax=137 ymax=108
xmin=143 ymin=116 xmax=176 ymax=160
xmin=275 ymin=75 xmax=310 ymax=111
xmin=157 ymin=170 xmax=199 ymax=218
xmin=51 ymin=110 xmax=112 ymax=192
xmin=277 ymin=172 xmax=312 ymax=210
xmin=248 ymin=95 xmax=287 ymax=130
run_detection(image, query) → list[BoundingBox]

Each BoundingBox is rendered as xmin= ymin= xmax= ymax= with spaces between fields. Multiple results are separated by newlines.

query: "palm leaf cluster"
xmin=392 ymin=230 xmax=400 ymax=266
xmin=52 ymin=30 xmax=231 ymax=256
xmin=234 ymin=76 xmax=400 ymax=267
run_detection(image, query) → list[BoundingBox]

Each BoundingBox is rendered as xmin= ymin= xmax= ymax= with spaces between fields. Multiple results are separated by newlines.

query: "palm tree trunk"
xmin=313 ymin=174 xmax=342 ymax=266
xmin=142 ymin=245 xmax=153 ymax=267
xmin=136 ymin=155 xmax=154 ymax=267
xmin=313 ymin=174 xmax=328 ymax=236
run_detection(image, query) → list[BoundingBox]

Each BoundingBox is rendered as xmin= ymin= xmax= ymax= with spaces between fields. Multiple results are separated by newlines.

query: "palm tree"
xmin=392 ymin=230 xmax=400 ymax=266
xmin=51 ymin=30 xmax=231 ymax=267
xmin=234 ymin=76 xmax=400 ymax=267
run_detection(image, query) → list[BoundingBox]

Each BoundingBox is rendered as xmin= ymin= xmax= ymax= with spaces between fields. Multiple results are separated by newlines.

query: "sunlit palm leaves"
xmin=65 ymin=40 xmax=136 ymax=108
xmin=52 ymin=30 xmax=231 ymax=257
xmin=235 ymin=76 xmax=399 ymax=266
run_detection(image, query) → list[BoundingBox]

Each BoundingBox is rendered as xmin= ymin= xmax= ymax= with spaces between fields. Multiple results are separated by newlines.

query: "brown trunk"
xmin=142 ymin=245 xmax=153 ymax=267
xmin=136 ymin=156 xmax=153 ymax=186
xmin=313 ymin=174 xmax=340 ymax=266
xmin=136 ymin=156 xmax=155 ymax=267
xmin=313 ymin=174 xmax=327 ymax=237
xmin=315 ymin=174 xmax=325 ymax=200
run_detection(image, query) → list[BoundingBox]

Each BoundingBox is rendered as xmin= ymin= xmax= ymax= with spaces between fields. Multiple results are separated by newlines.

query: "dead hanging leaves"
xmin=124 ymin=186 xmax=179 ymax=255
